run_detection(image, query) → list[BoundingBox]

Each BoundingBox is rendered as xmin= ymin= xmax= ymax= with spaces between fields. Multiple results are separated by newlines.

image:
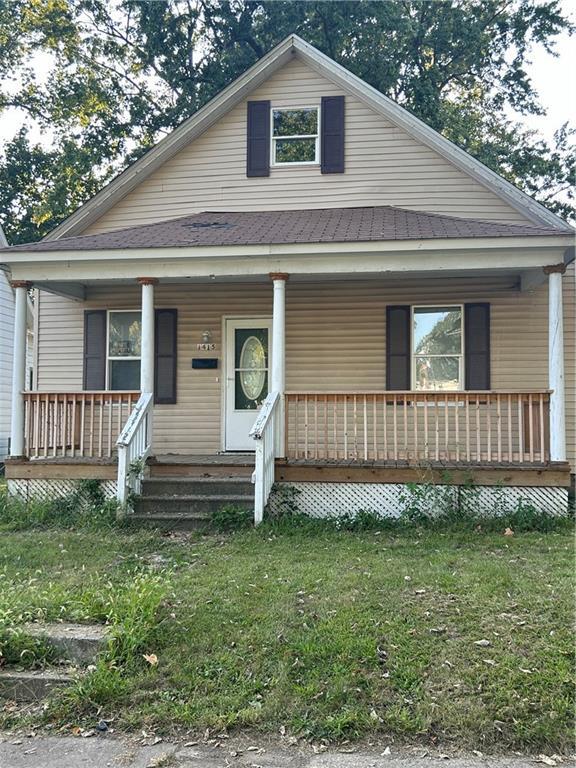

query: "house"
xmin=1 ymin=35 xmax=574 ymax=522
xmin=0 ymin=226 xmax=34 ymax=464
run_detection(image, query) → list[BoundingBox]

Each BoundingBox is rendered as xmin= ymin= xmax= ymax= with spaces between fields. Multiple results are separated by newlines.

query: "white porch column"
xmin=546 ymin=264 xmax=566 ymax=462
xmin=10 ymin=281 xmax=30 ymax=457
xmin=138 ymin=277 xmax=157 ymax=394
xmin=270 ymin=272 xmax=288 ymax=457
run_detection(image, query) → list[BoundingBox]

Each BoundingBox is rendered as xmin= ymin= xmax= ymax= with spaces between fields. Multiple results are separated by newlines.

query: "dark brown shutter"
xmin=465 ymin=303 xmax=490 ymax=390
xmin=247 ymin=100 xmax=270 ymax=177
xmin=83 ymin=310 xmax=106 ymax=390
xmin=154 ymin=308 xmax=177 ymax=404
xmin=321 ymin=95 xmax=345 ymax=174
xmin=386 ymin=305 xmax=411 ymax=390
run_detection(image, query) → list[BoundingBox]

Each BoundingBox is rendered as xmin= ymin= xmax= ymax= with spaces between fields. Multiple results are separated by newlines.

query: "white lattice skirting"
xmin=267 ymin=482 xmax=569 ymax=518
xmin=7 ymin=479 xmax=118 ymax=504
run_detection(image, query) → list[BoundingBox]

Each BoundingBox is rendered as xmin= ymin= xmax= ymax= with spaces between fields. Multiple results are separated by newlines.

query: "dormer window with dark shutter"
xmin=247 ymin=96 xmax=345 ymax=176
xmin=271 ymin=107 xmax=319 ymax=165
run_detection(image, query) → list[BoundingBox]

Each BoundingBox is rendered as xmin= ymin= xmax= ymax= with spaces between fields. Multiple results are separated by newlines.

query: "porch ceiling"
xmin=27 ymin=264 xmax=558 ymax=302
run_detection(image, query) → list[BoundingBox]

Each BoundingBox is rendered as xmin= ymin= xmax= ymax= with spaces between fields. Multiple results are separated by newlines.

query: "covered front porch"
xmin=3 ymin=208 xmax=573 ymax=520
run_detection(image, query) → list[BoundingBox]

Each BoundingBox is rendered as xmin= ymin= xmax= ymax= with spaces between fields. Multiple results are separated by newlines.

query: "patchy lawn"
xmin=0 ymin=524 xmax=573 ymax=751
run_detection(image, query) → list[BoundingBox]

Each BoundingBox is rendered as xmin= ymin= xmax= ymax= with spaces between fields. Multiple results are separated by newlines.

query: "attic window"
xmin=272 ymin=107 xmax=319 ymax=165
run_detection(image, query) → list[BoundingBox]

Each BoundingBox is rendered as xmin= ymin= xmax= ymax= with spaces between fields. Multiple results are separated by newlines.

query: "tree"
xmin=0 ymin=0 xmax=573 ymax=244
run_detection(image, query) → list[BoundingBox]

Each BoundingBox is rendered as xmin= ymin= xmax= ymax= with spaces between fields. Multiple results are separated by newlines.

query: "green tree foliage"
xmin=0 ymin=0 xmax=573 ymax=243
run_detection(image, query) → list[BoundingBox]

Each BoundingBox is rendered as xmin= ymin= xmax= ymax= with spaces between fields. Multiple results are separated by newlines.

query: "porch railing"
xmin=116 ymin=392 xmax=154 ymax=507
xmin=250 ymin=390 xmax=280 ymax=525
xmin=285 ymin=391 xmax=551 ymax=465
xmin=23 ymin=391 xmax=139 ymax=459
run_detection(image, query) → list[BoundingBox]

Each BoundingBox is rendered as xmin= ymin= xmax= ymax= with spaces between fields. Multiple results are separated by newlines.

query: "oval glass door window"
xmin=234 ymin=329 xmax=269 ymax=410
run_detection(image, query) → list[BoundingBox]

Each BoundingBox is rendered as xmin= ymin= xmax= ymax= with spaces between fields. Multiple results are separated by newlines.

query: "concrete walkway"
xmin=0 ymin=734 xmax=572 ymax=768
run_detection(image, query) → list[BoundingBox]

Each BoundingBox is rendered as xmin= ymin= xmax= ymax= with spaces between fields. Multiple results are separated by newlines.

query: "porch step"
xmin=133 ymin=494 xmax=254 ymax=518
xmin=129 ymin=512 xmax=212 ymax=531
xmin=141 ymin=477 xmax=254 ymax=497
xmin=132 ymin=471 xmax=255 ymax=529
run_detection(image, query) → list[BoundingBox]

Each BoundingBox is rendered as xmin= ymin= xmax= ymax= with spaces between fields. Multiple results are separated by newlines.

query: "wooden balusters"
xmin=284 ymin=391 xmax=551 ymax=466
xmin=22 ymin=392 xmax=139 ymax=459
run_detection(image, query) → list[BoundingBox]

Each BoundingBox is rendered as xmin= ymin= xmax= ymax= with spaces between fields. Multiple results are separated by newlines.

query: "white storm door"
xmin=225 ymin=318 xmax=272 ymax=451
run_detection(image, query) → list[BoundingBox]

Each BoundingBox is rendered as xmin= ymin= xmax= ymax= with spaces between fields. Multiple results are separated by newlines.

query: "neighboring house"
xmin=0 ymin=226 xmax=34 ymax=463
xmin=1 ymin=35 xmax=574 ymax=520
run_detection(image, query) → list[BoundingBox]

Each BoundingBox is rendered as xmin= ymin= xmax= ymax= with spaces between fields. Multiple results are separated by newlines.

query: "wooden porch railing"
xmin=285 ymin=391 xmax=551 ymax=464
xmin=23 ymin=392 xmax=139 ymax=459
xmin=250 ymin=390 xmax=280 ymax=525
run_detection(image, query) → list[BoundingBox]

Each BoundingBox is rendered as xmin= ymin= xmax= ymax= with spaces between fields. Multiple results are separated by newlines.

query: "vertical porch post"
xmin=138 ymin=278 xmax=157 ymax=395
xmin=270 ymin=272 xmax=288 ymax=457
xmin=9 ymin=281 xmax=30 ymax=457
xmin=545 ymin=264 xmax=566 ymax=462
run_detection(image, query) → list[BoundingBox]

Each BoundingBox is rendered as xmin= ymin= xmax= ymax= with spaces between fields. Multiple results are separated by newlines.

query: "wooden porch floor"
xmin=6 ymin=453 xmax=571 ymax=488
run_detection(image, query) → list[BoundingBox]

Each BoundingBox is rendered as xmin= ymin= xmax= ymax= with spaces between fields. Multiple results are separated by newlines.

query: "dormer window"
xmin=271 ymin=107 xmax=319 ymax=165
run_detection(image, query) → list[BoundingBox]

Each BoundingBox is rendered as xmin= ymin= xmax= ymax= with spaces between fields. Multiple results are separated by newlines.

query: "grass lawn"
xmin=0 ymin=523 xmax=573 ymax=752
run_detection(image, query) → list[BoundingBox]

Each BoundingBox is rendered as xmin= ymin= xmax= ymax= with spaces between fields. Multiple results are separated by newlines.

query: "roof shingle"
xmin=1 ymin=206 xmax=568 ymax=254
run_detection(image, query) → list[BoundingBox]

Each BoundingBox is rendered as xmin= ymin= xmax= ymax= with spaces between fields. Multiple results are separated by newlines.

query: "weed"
xmin=211 ymin=503 xmax=252 ymax=532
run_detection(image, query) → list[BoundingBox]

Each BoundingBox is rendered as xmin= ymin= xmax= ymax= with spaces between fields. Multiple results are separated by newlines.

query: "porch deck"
xmin=5 ymin=452 xmax=571 ymax=488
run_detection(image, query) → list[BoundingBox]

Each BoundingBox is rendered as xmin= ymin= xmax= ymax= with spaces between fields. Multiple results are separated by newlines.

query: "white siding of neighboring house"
xmin=0 ymin=269 xmax=14 ymax=459
xmin=83 ymin=57 xmax=533 ymax=236
xmin=35 ymin=263 xmax=576 ymax=472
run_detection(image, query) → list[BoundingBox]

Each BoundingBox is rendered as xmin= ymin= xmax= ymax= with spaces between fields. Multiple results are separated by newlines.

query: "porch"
xmin=2 ymin=206 xmax=573 ymax=521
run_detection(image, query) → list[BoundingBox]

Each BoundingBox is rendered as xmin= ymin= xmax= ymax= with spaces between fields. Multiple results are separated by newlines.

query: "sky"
xmin=0 ymin=3 xmax=575 ymax=149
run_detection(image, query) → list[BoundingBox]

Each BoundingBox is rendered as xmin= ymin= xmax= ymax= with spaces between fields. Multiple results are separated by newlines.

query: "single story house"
xmin=1 ymin=35 xmax=574 ymax=523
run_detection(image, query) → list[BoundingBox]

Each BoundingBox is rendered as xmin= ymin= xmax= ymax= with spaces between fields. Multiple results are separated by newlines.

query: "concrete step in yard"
xmin=23 ymin=622 xmax=108 ymax=665
xmin=0 ymin=623 xmax=109 ymax=702
xmin=0 ymin=669 xmax=73 ymax=702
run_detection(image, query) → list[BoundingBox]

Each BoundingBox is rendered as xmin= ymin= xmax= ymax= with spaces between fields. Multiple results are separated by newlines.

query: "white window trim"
xmin=106 ymin=309 xmax=142 ymax=391
xmin=270 ymin=105 xmax=320 ymax=167
xmin=411 ymin=304 xmax=464 ymax=392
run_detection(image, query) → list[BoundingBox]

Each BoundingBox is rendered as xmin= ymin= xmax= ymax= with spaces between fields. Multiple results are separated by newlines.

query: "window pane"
xmin=234 ymin=328 xmax=268 ymax=369
xmin=109 ymin=360 xmax=141 ymax=390
xmin=273 ymin=108 xmax=317 ymax=137
xmin=275 ymin=138 xmax=316 ymax=163
xmin=413 ymin=307 xmax=461 ymax=355
xmin=414 ymin=356 xmax=460 ymax=391
xmin=109 ymin=312 xmax=141 ymax=357
xmin=235 ymin=370 xmax=268 ymax=410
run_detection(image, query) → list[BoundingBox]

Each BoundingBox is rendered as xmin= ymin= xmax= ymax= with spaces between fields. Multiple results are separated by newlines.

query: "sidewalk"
xmin=1 ymin=733 xmax=572 ymax=768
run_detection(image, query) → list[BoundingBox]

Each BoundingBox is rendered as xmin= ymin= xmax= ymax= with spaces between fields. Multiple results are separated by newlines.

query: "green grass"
xmin=0 ymin=521 xmax=573 ymax=751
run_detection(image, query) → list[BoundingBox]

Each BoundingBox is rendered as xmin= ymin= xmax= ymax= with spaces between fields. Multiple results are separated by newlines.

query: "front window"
xmin=412 ymin=306 xmax=463 ymax=391
xmin=108 ymin=311 xmax=141 ymax=390
xmin=272 ymin=107 xmax=319 ymax=165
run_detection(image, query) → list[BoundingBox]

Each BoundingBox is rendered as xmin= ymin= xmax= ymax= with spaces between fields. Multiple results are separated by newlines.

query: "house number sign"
xmin=196 ymin=342 xmax=216 ymax=351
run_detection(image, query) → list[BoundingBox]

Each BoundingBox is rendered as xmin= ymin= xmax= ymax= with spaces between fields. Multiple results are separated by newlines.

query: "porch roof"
xmin=1 ymin=206 xmax=569 ymax=254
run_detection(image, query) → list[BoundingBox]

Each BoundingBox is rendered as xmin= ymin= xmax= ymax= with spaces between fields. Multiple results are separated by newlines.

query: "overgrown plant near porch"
xmin=263 ymin=480 xmax=572 ymax=534
xmin=0 ymin=479 xmax=120 ymax=532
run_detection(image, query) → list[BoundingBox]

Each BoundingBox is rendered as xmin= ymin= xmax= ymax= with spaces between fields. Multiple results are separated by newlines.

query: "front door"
xmin=225 ymin=318 xmax=272 ymax=451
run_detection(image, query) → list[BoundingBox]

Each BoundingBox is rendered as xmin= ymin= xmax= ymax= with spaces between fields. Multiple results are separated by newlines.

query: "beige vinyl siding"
xmin=36 ymin=264 xmax=575 ymax=470
xmin=84 ymin=58 xmax=531 ymax=235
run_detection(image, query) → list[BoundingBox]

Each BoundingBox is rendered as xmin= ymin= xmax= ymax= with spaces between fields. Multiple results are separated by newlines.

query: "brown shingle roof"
xmin=2 ymin=206 xmax=568 ymax=254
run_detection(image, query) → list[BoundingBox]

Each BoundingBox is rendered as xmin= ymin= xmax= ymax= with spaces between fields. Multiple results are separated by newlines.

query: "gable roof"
xmin=6 ymin=206 xmax=567 ymax=254
xmin=46 ymin=34 xmax=572 ymax=241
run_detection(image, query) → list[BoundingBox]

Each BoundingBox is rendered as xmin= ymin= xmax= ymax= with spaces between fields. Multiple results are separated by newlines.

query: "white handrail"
xmin=116 ymin=392 xmax=154 ymax=509
xmin=250 ymin=391 xmax=280 ymax=525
